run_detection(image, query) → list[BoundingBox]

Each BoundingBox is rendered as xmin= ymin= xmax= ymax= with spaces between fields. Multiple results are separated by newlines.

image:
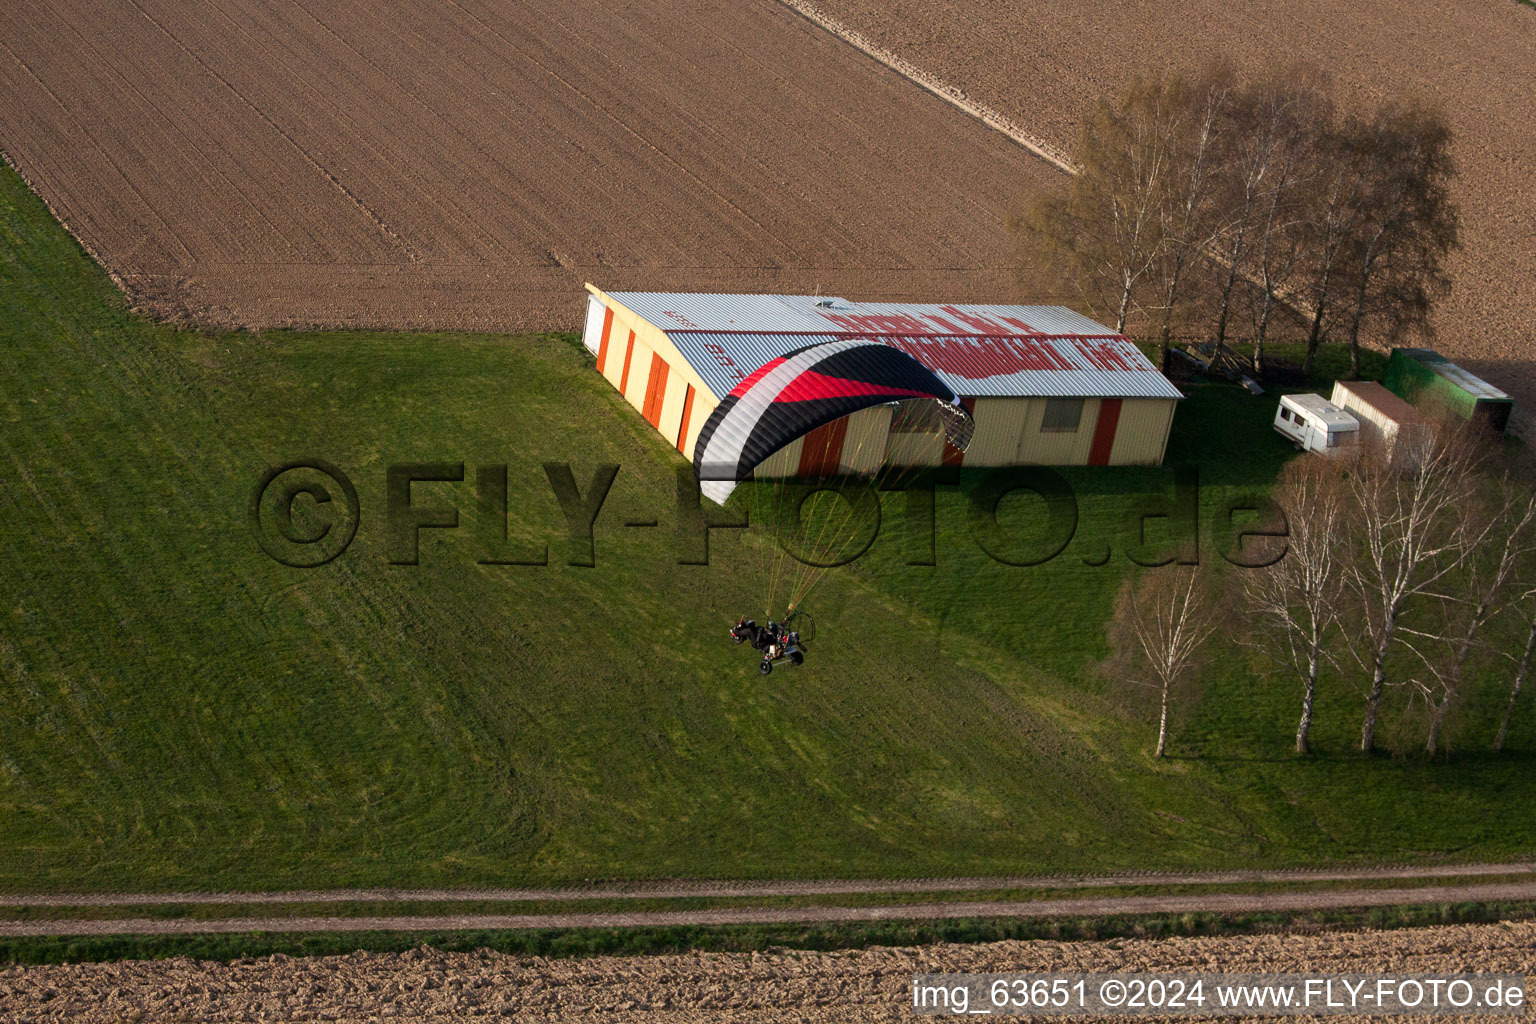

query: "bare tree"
xmin=1015 ymin=81 xmax=1174 ymax=333
xmin=1207 ymin=73 xmax=1326 ymax=375
xmin=1494 ymin=601 xmax=1536 ymax=752
xmin=1295 ymin=124 xmax=1371 ymax=376
xmin=1145 ymin=68 xmax=1234 ymax=370
xmin=1110 ymin=566 xmax=1220 ymax=757
xmin=1208 ymin=90 xmax=1273 ymax=358
xmin=1344 ymin=423 xmax=1485 ymax=753
xmin=1410 ymin=474 xmax=1536 ymax=755
xmin=1243 ymin=457 xmax=1349 ymax=753
xmin=1024 ymin=72 xmax=1459 ymax=382
xmin=1018 ymin=65 xmax=1235 ymax=347
xmin=1338 ymin=102 xmax=1459 ymax=378
xmin=1243 ymin=145 xmax=1312 ymax=377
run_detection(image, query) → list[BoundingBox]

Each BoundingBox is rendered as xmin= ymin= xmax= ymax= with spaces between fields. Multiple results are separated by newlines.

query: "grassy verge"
xmin=4 ymin=902 xmax=1534 ymax=966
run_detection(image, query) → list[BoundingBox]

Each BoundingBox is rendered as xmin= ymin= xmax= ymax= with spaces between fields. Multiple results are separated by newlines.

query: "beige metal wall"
xmin=839 ymin=406 xmax=893 ymax=474
xmin=1108 ymin=399 xmax=1176 ymax=465
xmin=749 ymin=407 xmax=890 ymax=479
xmin=680 ymin=391 xmax=716 ymax=460
xmin=881 ymin=398 xmax=1098 ymax=467
xmin=962 ymin=398 xmax=1026 ymax=465
xmin=884 ymin=430 xmax=945 ymax=467
xmin=620 ymin=336 xmax=654 ymax=411
xmin=655 ymin=369 xmax=689 ymax=443
xmin=697 ymin=396 xmax=1176 ymax=472
xmin=756 ymin=437 xmax=805 ymax=477
xmin=1011 ymin=397 xmax=1101 ymax=464
xmin=598 ymin=326 xmax=628 ymax=391
xmin=938 ymin=397 xmax=1175 ymax=467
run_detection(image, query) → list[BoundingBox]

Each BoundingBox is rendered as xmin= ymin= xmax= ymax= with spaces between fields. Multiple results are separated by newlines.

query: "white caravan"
xmin=1273 ymin=393 xmax=1360 ymax=454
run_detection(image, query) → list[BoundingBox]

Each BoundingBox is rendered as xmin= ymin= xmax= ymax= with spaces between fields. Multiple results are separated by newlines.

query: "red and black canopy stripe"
xmin=693 ymin=339 xmax=974 ymax=504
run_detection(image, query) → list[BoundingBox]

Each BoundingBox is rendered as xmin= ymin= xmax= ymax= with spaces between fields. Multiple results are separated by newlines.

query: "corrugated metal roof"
xmin=1397 ymin=348 xmax=1511 ymax=402
xmin=670 ymin=332 xmax=1183 ymax=401
xmin=604 ymin=291 xmax=1123 ymax=339
xmin=1334 ymin=381 xmax=1423 ymax=424
xmin=804 ymin=301 xmax=1117 ymax=337
xmin=595 ymin=289 xmax=1179 ymax=401
xmin=604 ymin=292 xmax=844 ymax=334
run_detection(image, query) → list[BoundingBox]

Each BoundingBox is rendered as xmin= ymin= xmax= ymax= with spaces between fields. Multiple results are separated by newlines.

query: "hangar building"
xmin=581 ymin=285 xmax=1183 ymax=476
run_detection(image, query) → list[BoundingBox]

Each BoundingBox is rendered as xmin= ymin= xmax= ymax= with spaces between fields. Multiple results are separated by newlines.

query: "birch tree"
xmin=1015 ymin=84 xmax=1174 ymax=333
xmin=1296 ymin=125 xmax=1370 ymax=376
xmin=1338 ymin=102 xmax=1459 ymax=379
xmin=1243 ymin=457 xmax=1349 ymax=753
xmin=1209 ymin=74 xmax=1325 ymax=374
xmin=1344 ymin=424 xmax=1484 ymax=753
xmin=1146 ymin=69 xmax=1233 ymax=370
xmin=1494 ymin=600 xmax=1536 ymax=752
xmin=1412 ymin=477 xmax=1536 ymax=755
xmin=1111 ymin=566 xmax=1220 ymax=757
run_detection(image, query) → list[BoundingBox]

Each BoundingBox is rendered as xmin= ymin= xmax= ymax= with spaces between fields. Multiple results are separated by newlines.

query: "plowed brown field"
xmin=0 ymin=0 xmax=1060 ymax=332
xmin=3 ymin=922 xmax=1533 ymax=1021
xmin=793 ymin=0 xmax=1536 ymax=426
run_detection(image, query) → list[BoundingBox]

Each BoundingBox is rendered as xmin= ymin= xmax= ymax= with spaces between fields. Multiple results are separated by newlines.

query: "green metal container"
xmin=1383 ymin=348 xmax=1513 ymax=434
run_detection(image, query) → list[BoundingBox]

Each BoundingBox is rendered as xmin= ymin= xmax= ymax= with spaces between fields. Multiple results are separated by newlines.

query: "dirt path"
xmin=4 ymin=921 xmax=1534 ymax=1021
xmin=6 ymin=877 xmax=1536 ymax=938
xmin=3 ymin=861 xmax=1533 ymax=908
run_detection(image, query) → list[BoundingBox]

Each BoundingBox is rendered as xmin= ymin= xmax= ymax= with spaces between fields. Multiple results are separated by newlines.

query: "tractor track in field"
xmin=3 ymin=921 xmax=1535 ymax=1022
xmin=793 ymin=0 xmax=1536 ymax=435
xmin=3 ymin=921 xmax=1536 ymax=1024
xmin=0 ymin=0 xmax=1061 ymax=333
xmin=3 ymin=863 xmax=1534 ymax=937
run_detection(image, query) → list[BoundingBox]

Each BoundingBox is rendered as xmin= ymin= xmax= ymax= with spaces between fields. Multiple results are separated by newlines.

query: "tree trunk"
xmin=1425 ymin=694 xmax=1450 ymax=757
xmin=1159 ymin=320 xmax=1173 ymax=374
xmin=1116 ymin=279 xmax=1133 ymax=334
xmin=1297 ymin=648 xmax=1320 ymax=755
xmin=1494 ymin=618 xmax=1536 ymax=752
xmin=1361 ymin=619 xmax=1392 ymax=753
xmin=1428 ymin=630 xmax=1478 ymax=757
xmin=1302 ymin=300 xmax=1325 ymax=376
xmin=1213 ymin=245 xmax=1244 ymax=358
xmin=1253 ymin=290 xmax=1276 ymax=377
xmin=1213 ymin=290 xmax=1233 ymax=360
xmin=1360 ymin=668 xmax=1384 ymax=753
xmin=1155 ymin=679 xmax=1171 ymax=757
xmin=1346 ymin=269 xmax=1373 ymax=380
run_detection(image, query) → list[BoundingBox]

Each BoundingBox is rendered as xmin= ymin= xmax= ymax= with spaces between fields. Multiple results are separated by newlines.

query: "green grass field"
xmin=2 ymin=162 xmax=1534 ymax=896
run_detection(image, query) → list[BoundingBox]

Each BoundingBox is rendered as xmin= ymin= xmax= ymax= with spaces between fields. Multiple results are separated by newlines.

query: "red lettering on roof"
xmin=816 ymin=311 xmax=934 ymax=334
xmin=1072 ymin=339 xmax=1143 ymax=372
xmin=818 ymin=313 xmax=862 ymax=332
xmin=884 ymin=336 xmax=1078 ymax=379
xmin=939 ymin=305 xmax=1006 ymax=334
xmin=704 ymin=342 xmax=744 ymax=380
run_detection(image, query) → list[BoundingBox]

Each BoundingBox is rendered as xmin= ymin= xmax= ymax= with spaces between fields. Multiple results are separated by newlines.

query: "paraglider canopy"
xmin=691 ymin=338 xmax=974 ymax=504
